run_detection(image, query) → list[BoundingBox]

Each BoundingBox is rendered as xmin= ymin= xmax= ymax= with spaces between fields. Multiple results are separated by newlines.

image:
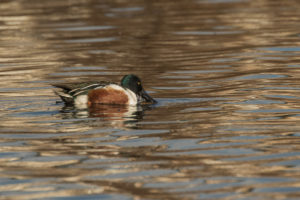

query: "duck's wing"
xmin=53 ymin=81 xmax=112 ymax=104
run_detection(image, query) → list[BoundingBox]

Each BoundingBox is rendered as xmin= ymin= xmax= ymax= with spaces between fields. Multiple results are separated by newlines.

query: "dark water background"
xmin=0 ymin=0 xmax=300 ymax=199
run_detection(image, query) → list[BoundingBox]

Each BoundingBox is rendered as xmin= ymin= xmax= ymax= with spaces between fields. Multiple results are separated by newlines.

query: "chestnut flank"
xmin=88 ymin=87 xmax=129 ymax=105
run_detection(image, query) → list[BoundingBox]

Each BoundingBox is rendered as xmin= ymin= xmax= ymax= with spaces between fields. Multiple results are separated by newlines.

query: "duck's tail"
xmin=52 ymin=85 xmax=74 ymax=105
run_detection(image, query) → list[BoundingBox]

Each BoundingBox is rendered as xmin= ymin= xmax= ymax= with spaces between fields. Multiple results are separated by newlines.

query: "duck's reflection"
xmin=88 ymin=104 xmax=143 ymax=119
xmin=59 ymin=103 xmax=154 ymax=127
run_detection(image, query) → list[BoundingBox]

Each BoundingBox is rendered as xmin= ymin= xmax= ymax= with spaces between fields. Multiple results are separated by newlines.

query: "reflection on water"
xmin=1 ymin=0 xmax=300 ymax=199
xmin=59 ymin=103 xmax=152 ymax=128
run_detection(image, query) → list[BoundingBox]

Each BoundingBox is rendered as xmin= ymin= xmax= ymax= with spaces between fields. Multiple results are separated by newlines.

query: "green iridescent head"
xmin=121 ymin=74 xmax=156 ymax=104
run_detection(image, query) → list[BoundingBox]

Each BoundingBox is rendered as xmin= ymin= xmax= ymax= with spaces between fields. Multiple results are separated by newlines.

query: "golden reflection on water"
xmin=0 ymin=0 xmax=300 ymax=199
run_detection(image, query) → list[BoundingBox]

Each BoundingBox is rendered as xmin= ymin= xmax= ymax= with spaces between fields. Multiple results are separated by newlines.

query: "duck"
xmin=53 ymin=74 xmax=157 ymax=107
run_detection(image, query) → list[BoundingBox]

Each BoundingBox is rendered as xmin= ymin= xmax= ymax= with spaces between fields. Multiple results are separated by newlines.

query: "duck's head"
xmin=121 ymin=74 xmax=157 ymax=104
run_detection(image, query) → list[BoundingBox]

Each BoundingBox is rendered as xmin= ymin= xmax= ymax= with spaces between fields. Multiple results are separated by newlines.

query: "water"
xmin=0 ymin=0 xmax=300 ymax=199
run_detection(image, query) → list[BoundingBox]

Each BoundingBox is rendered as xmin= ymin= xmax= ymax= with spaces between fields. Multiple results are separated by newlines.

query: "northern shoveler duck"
xmin=53 ymin=74 xmax=157 ymax=107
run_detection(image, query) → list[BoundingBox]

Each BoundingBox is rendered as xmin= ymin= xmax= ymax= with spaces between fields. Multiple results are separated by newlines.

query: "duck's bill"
xmin=140 ymin=89 xmax=157 ymax=104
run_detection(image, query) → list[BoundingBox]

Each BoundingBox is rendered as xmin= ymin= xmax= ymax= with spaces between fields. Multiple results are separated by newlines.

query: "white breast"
xmin=124 ymin=88 xmax=138 ymax=105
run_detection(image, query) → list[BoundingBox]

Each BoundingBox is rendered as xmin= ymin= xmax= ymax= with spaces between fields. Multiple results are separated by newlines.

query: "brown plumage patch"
xmin=88 ymin=87 xmax=129 ymax=105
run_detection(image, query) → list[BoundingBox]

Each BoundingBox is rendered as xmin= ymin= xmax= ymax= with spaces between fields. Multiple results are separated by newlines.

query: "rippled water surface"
xmin=1 ymin=0 xmax=300 ymax=199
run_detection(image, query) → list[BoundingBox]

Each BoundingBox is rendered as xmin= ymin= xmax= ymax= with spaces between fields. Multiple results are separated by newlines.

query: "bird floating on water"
xmin=53 ymin=74 xmax=157 ymax=107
